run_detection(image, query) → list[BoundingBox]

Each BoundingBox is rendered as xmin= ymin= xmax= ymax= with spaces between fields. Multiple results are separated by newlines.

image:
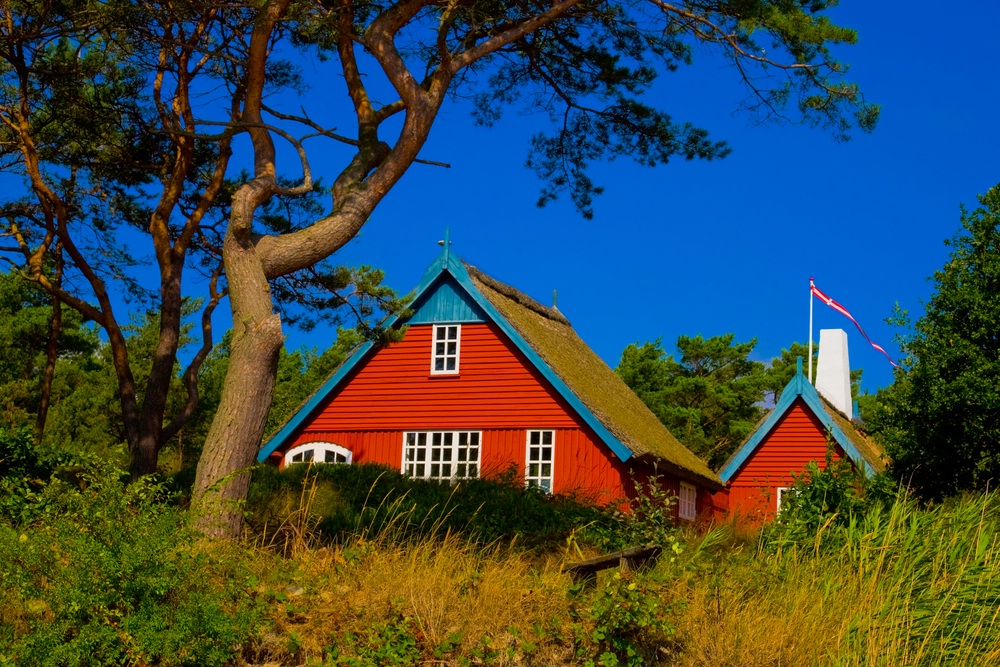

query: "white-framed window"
xmin=776 ymin=487 xmax=795 ymax=513
xmin=403 ymin=431 xmax=480 ymax=481
xmin=678 ymin=481 xmax=697 ymax=521
xmin=525 ymin=430 xmax=555 ymax=492
xmin=284 ymin=442 xmax=353 ymax=467
xmin=431 ymin=324 xmax=461 ymax=375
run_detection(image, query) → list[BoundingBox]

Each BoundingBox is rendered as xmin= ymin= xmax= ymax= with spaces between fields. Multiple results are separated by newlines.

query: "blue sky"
xmin=274 ymin=1 xmax=1000 ymax=394
xmin=9 ymin=3 xmax=994 ymax=396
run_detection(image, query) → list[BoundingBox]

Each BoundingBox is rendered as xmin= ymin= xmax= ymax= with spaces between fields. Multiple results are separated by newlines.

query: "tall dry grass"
xmin=666 ymin=492 xmax=1000 ymax=667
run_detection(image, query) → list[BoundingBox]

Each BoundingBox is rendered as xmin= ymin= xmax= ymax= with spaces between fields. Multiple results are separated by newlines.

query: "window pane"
xmin=471 ymin=433 xmax=479 ymax=446
xmin=542 ymin=447 xmax=552 ymax=460
xmin=530 ymin=431 xmax=540 ymax=445
xmin=529 ymin=448 xmax=539 ymax=461
xmin=447 ymin=326 xmax=457 ymax=339
xmin=469 ymin=464 xmax=478 ymax=477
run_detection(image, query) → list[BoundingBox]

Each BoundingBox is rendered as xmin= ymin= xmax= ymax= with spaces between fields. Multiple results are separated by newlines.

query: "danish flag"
xmin=811 ymin=283 xmax=899 ymax=368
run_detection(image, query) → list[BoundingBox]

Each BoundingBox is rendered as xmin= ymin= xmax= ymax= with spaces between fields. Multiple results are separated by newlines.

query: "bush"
xmin=573 ymin=570 xmax=676 ymax=666
xmin=0 ymin=461 xmax=267 ymax=667
xmin=247 ymin=462 xmax=618 ymax=550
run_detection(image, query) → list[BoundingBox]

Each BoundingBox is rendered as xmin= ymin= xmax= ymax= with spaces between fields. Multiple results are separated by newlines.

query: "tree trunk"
xmin=35 ymin=289 xmax=60 ymax=440
xmin=192 ymin=205 xmax=284 ymax=537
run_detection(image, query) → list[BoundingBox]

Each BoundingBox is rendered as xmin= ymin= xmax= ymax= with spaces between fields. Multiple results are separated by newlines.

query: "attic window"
xmin=678 ymin=482 xmax=697 ymax=521
xmin=525 ymin=430 xmax=554 ymax=493
xmin=284 ymin=442 xmax=353 ymax=467
xmin=403 ymin=431 xmax=480 ymax=482
xmin=431 ymin=325 xmax=460 ymax=374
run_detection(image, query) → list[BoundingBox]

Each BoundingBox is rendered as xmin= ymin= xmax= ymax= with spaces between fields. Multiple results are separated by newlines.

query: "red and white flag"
xmin=811 ymin=283 xmax=899 ymax=368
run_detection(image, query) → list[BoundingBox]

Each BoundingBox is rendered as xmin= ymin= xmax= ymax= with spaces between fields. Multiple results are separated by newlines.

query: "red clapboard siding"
xmin=288 ymin=427 xmax=630 ymax=503
xmin=306 ymin=323 xmax=579 ymax=431
xmin=278 ymin=321 xmax=706 ymax=509
xmin=727 ymin=398 xmax=845 ymax=519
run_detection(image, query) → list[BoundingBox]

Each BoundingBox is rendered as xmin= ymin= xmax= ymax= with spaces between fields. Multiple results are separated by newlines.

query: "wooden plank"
xmin=563 ymin=545 xmax=663 ymax=587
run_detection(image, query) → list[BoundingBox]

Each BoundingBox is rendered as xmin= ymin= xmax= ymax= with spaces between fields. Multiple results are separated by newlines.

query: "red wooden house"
xmin=259 ymin=245 xmax=723 ymax=519
xmin=716 ymin=357 xmax=886 ymax=521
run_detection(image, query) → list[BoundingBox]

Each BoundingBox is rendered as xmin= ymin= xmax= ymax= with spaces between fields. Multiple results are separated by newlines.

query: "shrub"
xmin=247 ymin=462 xmax=617 ymax=550
xmin=573 ymin=570 xmax=676 ymax=666
xmin=0 ymin=460 xmax=267 ymax=666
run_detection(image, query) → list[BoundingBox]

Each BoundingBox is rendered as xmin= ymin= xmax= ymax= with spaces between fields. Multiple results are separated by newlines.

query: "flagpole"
xmin=808 ymin=277 xmax=814 ymax=385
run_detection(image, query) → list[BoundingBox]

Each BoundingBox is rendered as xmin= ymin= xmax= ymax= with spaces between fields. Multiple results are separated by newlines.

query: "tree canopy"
xmin=866 ymin=184 xmax=1000 ymax=500
xmin=616 ymin=334 xmax=769 ymax=468
xmin=0 ymin=0 xmax=879 ymax=535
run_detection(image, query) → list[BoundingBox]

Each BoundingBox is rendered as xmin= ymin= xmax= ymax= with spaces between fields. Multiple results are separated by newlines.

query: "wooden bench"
xmin=563 ymin=545 xmax=663 ymax=587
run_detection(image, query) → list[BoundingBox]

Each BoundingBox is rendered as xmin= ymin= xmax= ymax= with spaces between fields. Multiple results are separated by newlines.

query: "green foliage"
xmin=0 ymin=461 xmax=266 ymax=666
xmin=573 ymin=571 xmax=675 ymax=666
xmin=767 ymin=456 xmax=865 ymax=546
xmin=584 ymin=475 xmax=685 ymax=556
xmin=248 ymin=462 xmax=616 ymax=551
xmin=0 ymin=427 xmax=50 ymax=480
xmin=867 ymin=183 xmax=1000 ymax=499
xmin=0 ymin=270 xmax=99 ymax=431
xmin=616 ymin=335 xmax=768 ymax=467
xmin=764 ymin=341 xmax=863 ymax=406
xmin=324 ymin=609 xmax=424 ymax=666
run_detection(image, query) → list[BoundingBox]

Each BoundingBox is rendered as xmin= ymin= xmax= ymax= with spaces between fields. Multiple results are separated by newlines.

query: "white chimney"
xmin=815 ymin=328 xmax=852 ymax=418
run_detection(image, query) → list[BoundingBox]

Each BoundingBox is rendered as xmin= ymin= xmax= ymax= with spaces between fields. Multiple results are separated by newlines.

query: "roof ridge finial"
xmin=796 ymin=356 xmax=803 ymax=374
xmin=437 ymin=227 xmax=451 ymax=263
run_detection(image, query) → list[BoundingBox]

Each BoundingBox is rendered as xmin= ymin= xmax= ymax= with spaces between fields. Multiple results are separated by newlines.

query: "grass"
xmin=3 ymin=456 xmax=1000 ymax=666
xmin=663 ymin=492 xmax=1000 ymax=667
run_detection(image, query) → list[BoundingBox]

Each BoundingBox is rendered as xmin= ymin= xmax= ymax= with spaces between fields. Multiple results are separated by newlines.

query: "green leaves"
xmin=867 ymin=183 xmax=1000 ymax=499
xmin=616 ymin=334 xmax=768 ymax=468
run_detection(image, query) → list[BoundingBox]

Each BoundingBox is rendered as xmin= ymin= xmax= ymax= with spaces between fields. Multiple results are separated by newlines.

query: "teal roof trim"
xmin=258 ymin=249 xmax=634 ymax=463
xmin=406 ymin=274 xmax=487 ymax=324
xmin=258 ymin=252 xmax=452 ymax=462
xmin=448 ymin=260 xmax=634 ymax=463
xmin=717 ymin=369 xmax=875 ymax=482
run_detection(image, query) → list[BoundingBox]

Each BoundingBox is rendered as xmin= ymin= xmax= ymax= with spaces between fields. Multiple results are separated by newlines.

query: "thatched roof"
xmin=465 ymin=264 xmax=723 ymax=490
xmin=819 ymin=398 xmax=888 ymax=473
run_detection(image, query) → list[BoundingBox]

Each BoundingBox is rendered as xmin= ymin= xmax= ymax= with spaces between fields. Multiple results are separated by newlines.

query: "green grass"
xmin=3 ymin=454 xmax=1000 ymax=666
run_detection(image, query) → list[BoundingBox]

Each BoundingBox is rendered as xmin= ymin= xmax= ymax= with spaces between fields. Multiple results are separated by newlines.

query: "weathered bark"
xmin=192 ymin=178 xmax=285 ymax=535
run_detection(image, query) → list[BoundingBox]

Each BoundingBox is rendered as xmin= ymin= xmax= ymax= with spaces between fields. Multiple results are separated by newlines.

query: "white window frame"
xmin=402 ymin=430 xmax=481 ymax=482
xmin=678 ymin=481 xmax=697 ymax=521
xmin=776 ymin=487 xmax=795 ymax=513
xmin=525 ymin=430 xmax=555 ymax=493
xmin=430 ymin=324 xmax=461 ymax=375
xmin=284 ymin=442 xmax=353 ymax=467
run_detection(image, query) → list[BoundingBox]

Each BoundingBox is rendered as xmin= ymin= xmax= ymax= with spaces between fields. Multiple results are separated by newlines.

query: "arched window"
xmin=283 ymin=442 xmax=353 ymax=467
